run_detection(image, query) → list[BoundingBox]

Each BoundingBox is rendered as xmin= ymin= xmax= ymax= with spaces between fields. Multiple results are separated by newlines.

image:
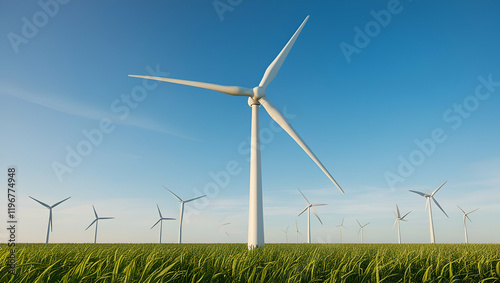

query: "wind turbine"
xmin=356 ymin=219 xmax=369 ymax=244
xmin=29 ymin=196 xmax=70 ymax=243
xmin=281 ymin=225 xmax=290 ymax=243
xmin=151 ymin=204 xmax=175 ymax=243
xmin=85 ymin=205 xmax=114 ymax=244
xmin=295 ymin=220 xmax=302 ymax=243
xmin=129 ymin=15 xmax=344 ymax=249
xmin=336 ymin=218 xmax=347 ymax=243
xmin=457 ymin=205 xmax=479 ymax=244
xmin=392 ymin=204 xmax=411 ymax=244
xmin=297 ymin=188 xmax=327 ymax=244
xmin=409 ymin=181 xmax=448 ymax=243
xmin=217 ymin=221 xmax=231 ymax=239
xmin=164 ymin=186 xmax=206 ymax=244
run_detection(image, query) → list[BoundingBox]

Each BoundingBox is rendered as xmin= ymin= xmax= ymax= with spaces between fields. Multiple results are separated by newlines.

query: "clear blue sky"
xmin=1 ymin=0 xmax=499 ymax=244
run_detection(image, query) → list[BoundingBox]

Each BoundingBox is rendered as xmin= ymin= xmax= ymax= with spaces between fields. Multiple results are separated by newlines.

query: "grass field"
xmin=2 ymin=243 xmax=500 ymax=282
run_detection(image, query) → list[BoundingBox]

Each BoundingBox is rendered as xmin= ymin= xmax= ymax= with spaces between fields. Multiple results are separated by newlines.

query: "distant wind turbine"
xmin=130 ymin=15 xmax=345 ymax=249
xmin=295 ymin=220 xmax=302 ymax=243
xmin=356 ymin=219 xmax=369 ymax=244
xmin=409 ymin=181 xmax=448 ymax=243
xmin=457 ymin=205 xmax=479 ymax=244
xmin=151 ymin=204 xmax=175 ymax=243
xmin=217 ymin=221 xmax=231 ymax=238
xmin=281 ymin=226 xmax=290 ymax=243
xmin=336 ymin=218 xmax=347 ymax=243
xmin=297 ymin=188 xmax=327 ymax=244
xmin=85 ymin=205 xmax=114 ymax=244
xmin=29 ymin=196 xmax=70 ymax=243
xmin=392 ymin=204 xmax=411 ymax=244
xmin=164 ymin=186 xmax=206 ymax=244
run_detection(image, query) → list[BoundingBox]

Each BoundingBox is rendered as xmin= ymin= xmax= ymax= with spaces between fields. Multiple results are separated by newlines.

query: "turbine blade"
xmin=364 ymin=222 xmax=370 ymax=227
xmin=409 ymin=190 xmax=426 ymax=197
xmin=29 ymin=196 xmax=50 ymax=208
xmin=259 ymin=16 xmax=309 ymax=88
xmin=99 ymin=217 xmax=114 ymax=220
xmin=392 ymin=219 xmax=397 ymax=231
xmin=311 ymin=207 xmax=323 ymax=225
xmin=163 ymin=186 xmax=183 ymax=202
xmin=156 ymin=204 xmax=162 ymax=218
xmin=457 ymin=205 xmax=466 ymax=214
xmin=297 ymin=188 xmax=311 ymax=204
xmin=128 ymin=75 xmax=253 ymax=97
xmin=162 ymin=218 xmax=176 ymax=221
xmin=341 ymin=218 xmax=344 ymax=226
xmin=396 ymin=204 xmax=401 ymax=218
xmin=151 ymin=219 xmax=161 ymax=229
xmin=356 ymin=219 xmax=362 ymax=228
xmin=92 ymin=205 xmax=98 ymax=219
xmin=401 ymin=211 xmax=411 ymax=219
xmin=85 ymin=219 xmax=97 ymax=231
xmin=466 ymin=214 xmax=472 ymax=222
xmin=51 ymin=197 xmax=71 ymax=208
xmin=297 ymin=206 xmax=308 ymax=217
xmin=185 ymin=195 xmax=207 ymax=203
xmin=468 ymin=208 xmax=479 ymax=215
xmin=261 ymin=97 xmax=343 ymax=193
xmin=432 ymin=197 xmax=448 ymax=218
xmin=311 ymin=204 xmax=327 ymax=206
xmin=431 ymin=181 xmax=447 ymax=196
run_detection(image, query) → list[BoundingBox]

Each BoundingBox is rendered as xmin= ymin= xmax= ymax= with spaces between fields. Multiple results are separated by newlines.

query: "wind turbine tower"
xmin=129 ymin=15 xmax=345 ymax=250
xmin=297 ymin=188 xmax=327 ymax=244
xmin=457 ymin=205 xmax=479 ymax=244
xmin=29 ymin=196 xmax=70 ymax=243
xmin=85 ymin=205 xmax=114 ymax=244
xmin=392 ymin=204 xmax=411 ymax=244
xmin=356 ymin=219 xmax=369 ymax=244
xmin=164 ymin=186 xmax=206 ymax=244
xmin=151 ymin=204 xmax=175 ymax=243
xmin=409 ymin=181 xmax=448 ymax=243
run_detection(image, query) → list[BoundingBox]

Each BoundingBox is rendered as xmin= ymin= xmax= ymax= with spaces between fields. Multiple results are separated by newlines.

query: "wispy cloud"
xmin=1 ymin=85 xmax=196 ymax=140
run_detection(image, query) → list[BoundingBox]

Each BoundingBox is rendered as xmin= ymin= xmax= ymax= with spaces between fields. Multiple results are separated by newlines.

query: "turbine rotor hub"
xmin=252 ymin=86 xmax=266 ymax=100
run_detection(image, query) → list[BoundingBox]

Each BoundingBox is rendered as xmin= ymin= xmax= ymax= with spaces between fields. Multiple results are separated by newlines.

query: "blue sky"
xmin=1 ymin=0 xmax=499 ymax=244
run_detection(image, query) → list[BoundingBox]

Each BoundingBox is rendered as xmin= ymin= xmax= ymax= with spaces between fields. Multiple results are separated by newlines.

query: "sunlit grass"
xmin=1 ymin=243 xmax=499 ymax=282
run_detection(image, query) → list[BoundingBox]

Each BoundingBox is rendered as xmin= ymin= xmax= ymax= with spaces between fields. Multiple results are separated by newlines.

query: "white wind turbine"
xmin=281 ymin=225 xmax=290 ymax=243
xmin=336 ymin=218 xmax=347 ymax=243
xmin=409 ymin=181 xmax=448 ymax=243
xmin=457 ymin=205 xmax=479 ymax=244
xmin=392 ymin=204 xmax=411 ymax=244
xmin=297 ymin=188 xmax=327 ymax=244
xmin=356 ymin=219 xmax=369 ymax=244
xmin=85 ymin=205 xmax=114 ymax=244
xmin=295 ymin=220 xmax=302 ymax=243
xmin=217 ymin=221 xmax=231 ymax=238
xmin=29 ymin=196 xmax=70 ymax=243
xmin=129 ymin=15 xmax=344 ymax=249
xmin=151 ymin=204 xmax=175 ymax=243
xmin=164 ymin=186 xmax=206 ymax=244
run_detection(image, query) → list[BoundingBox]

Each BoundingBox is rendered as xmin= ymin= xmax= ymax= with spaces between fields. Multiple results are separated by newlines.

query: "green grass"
xmin=1 ymin=244 xmax=500 ymax=282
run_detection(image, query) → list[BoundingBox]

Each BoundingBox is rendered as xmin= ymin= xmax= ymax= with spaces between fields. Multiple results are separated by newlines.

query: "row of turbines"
xmin=30 ymin=181 xmax=478 ymax=244
xmin=288 ymin=182 xmax=479 ymax=244
xmin=29 ymin=186 xmax=206 ymax=244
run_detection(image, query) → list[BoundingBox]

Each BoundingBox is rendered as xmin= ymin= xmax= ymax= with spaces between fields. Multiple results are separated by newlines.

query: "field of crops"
xmin=1 ymin=243 xmax=500 ymax=282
